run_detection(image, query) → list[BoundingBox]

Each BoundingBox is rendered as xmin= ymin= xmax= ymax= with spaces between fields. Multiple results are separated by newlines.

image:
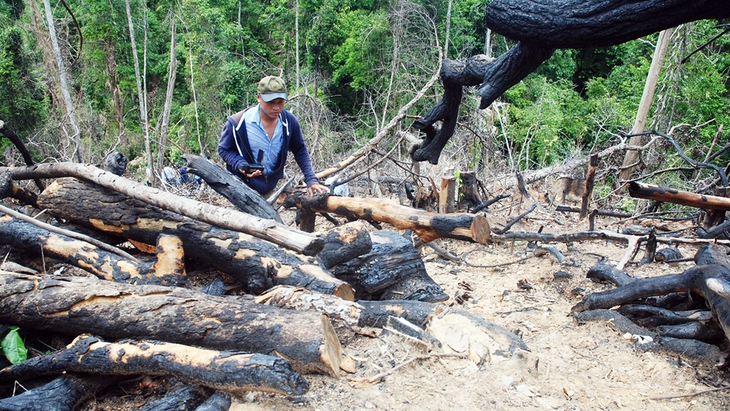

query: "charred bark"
xmin=0 ymin=375 xmax=113 ymax=411
xmin=628 ymin=181 xmax=730 ymax=212
xmin=0 ymin=272 xmax=342 ymax=376
xmin=183 ymin=154 xmax=282 ymax=222
xmin=331 ymin=231 xmax=448 ymax=302
xmin=486 ymin=0 xmax=729 ymax=49
xmin=0 ymin=335 xmax=309 ymax=395
xmin=1 ymin=163 xmax=323 ymax=255
xmin=572 ymin=244 xmax=730 ymax=344
xmin=0 ymin=214 xmax=187 ymax=286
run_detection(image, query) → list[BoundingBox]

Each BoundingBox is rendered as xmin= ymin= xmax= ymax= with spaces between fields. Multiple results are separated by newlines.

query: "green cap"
xmin=257 ymin=76 xmax=288 ymax=102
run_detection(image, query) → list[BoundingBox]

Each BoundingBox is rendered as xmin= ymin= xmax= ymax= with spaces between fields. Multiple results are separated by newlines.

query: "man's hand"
xmin=307 ymin=183 xmax=329 ymax=196
xmin=241 ymin=168 xmax=263 ymax=179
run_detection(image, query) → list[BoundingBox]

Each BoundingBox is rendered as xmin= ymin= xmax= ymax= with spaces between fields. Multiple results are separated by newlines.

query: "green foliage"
xmin=1 ymin=0 xmax=729 ymax=188
xmin=0 ymin=26 xmax=48 ymax=139
xmin=1 ymin=326 xmax=27 ymax=364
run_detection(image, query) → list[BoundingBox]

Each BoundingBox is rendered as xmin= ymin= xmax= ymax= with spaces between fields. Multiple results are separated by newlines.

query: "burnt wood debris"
xmin=3 ymin=1 xmax=730 ymax=409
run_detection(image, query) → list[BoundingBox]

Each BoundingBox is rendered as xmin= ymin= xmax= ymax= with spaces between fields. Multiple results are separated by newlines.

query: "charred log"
xmin=283 ymin=192 xmax=490 ymax=244
xmin=0 ymin=375 xmax=113 ymax=411
xmin=628 ymin=181 xmax=730 ymax=213
xmin=0 ymin=272 xmax=342 ymax=376
xmin=183 ymin=154 xmax=282 ymax=222
xmin=0 ymin=214 xmax=186 ymax=286
xmin=138 ymin=384 xmax=206 ymax=411
xmin=0 ymin=335 xmax=309 ymax=395
xmin=1 ymin=163 xmax=322 ymax=255
xmin=330 ymin=231 xmax=448 ymax=302
xmin=573 ymin=244 xmax=730 ymax=344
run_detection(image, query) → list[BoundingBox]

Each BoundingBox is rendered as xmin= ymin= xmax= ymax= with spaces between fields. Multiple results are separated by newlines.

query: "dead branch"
xmin=315 ymin=52 xmax=442 ymax=180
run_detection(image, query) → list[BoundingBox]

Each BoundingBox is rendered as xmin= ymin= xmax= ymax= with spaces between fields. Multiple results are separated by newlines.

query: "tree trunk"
xmin=282 ymin=192 xmax=490 ymax=244
xmin=35 ymin=177 xmax=353 ymax=297
xmin=0 ymin=272 xmax=342 ymax=376
xmin=125 ymin=0 xmax=154 ymax=185
xmin=0 ymin=335 xmax=309 ymax=396
xmin=156 ymin=18 xmax=177 ymax=173
xmin=619 ymin=28 xmax=673 ymax=182
xmin=42 ymin=0 xmax=80 ymax=162
xmin=485 ymin=0 xmax=726 ymax=49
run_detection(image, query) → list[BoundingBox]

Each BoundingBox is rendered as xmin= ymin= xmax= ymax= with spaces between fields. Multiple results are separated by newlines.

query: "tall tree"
xmin=125 ymin=0 xmax=154 ymax=183
xmin=42 ymin=0 xmax=81 ymax=161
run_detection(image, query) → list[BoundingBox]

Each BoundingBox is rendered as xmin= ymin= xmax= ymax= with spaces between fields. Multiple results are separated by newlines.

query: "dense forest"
xmin=1 ymin=0 xmax=729 ymax=210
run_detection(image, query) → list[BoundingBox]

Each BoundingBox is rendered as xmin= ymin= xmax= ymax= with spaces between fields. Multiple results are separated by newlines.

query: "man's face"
xmin=258 ymin=96 xmax=286 ymax=119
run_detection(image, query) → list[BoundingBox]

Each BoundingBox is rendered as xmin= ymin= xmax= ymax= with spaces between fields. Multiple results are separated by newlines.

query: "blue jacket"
xmin=217 ymin=107 xmax=319 ymax=194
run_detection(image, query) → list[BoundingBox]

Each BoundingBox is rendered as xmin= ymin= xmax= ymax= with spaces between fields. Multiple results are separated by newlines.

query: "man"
xmin=218 ymin=75 xmax=328 ymax=197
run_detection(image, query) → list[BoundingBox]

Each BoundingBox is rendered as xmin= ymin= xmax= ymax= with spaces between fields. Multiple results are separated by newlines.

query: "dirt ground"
xmin=4 ymin=191 xmax=730 ymax=410
xmin=227 ymin=208 xmax=730 ymax=411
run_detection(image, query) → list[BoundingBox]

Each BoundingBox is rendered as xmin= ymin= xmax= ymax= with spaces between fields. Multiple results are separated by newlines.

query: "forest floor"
xmin=221 ymin=207 xmax=730 ymax=411
xmin=5 ymin=184 xmax=730 ymax=410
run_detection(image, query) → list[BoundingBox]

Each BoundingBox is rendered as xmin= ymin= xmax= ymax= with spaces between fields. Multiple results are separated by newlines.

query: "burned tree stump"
xmin=0 ymin=272 xmax=342 ymax=376
xmin=0 ymin=335 xmax=310 ymax=395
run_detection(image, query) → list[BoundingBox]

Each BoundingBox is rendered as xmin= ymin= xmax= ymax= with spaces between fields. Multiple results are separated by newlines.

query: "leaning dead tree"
xmin=412 ymin=0 xmax=730 ymax=164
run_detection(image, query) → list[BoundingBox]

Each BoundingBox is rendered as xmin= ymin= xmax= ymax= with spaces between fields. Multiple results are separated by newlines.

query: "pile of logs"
xmin=0 ymin=154 xmax=513 ymax=409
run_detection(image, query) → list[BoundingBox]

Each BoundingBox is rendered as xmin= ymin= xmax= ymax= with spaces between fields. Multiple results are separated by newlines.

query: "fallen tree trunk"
xmin=1 ymin=163 xmax=323 ymax=255
xmin=256 ymin=285 xmax=529 ymax=364
xmin=0 ymin=272 xmax=342 ymax=376
xmin=36 ymin=177 xmax=353 ymax=298
xmin=0 ymin=335 xmax=309 ymax=395
xmin=628 ymin=181 xmax=730 ymax=212
xmin=282 ymin=192 xmax=490 ymax=244
xmin=182 ymin=154 xmax=282 ymax=222
xmin=0 ymin=214 xmax=187 ymax=286
xmin=0 ymin=375 xmax=113 ymax=411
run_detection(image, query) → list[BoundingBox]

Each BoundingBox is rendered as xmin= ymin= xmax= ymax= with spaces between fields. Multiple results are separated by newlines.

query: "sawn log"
xmin=282 ymin=192 xmax=490 ymax=244
xmin=0 ymin=335 xmax=309 ymax=395
xmin=0 ymin=272 xmax=342 ymax=376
